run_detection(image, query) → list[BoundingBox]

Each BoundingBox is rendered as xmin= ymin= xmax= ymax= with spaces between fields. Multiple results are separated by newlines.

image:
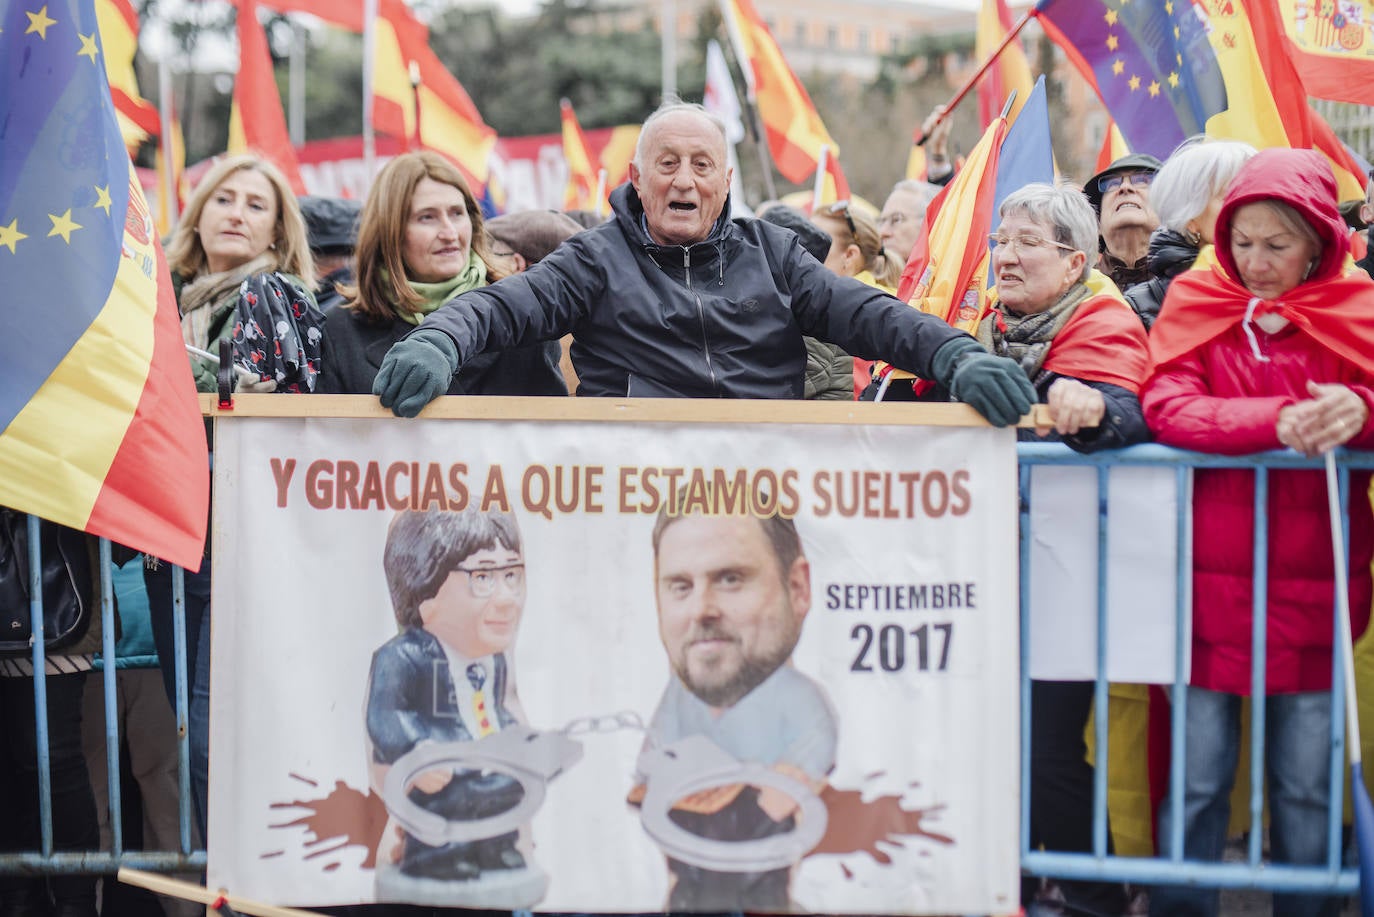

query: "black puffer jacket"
xmin=413 ymin=183 xmax=966 ymax=398
xmin=1123 ymin=228 xmax=1199 ymax=330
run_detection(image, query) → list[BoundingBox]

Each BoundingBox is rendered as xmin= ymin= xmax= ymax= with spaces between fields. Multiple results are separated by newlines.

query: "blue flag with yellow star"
xmin=0 ymin=0 xmax=208 ymax=569
xmin=1036 ymin=0 xmax=1228 ymax=159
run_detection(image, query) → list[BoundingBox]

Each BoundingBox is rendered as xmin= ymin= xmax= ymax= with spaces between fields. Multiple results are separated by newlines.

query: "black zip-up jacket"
xmin=412 ymin=183 xmax=966 ymax=398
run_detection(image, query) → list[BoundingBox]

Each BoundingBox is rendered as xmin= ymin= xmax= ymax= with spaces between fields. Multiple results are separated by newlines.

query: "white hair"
xmin=633 ymin=98 xmax=730 ymax=171
xmin=998 ymin=181 xmax=1098 ymax=282
xmin=1150 ymin=140 xmax=1258 ymax=234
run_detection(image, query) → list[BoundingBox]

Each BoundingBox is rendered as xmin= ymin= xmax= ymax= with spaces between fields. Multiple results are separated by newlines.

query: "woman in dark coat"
xmin=318 ymin=152 xmax=564 ymax=397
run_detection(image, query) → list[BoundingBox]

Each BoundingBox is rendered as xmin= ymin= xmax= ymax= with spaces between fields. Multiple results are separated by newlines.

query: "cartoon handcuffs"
xmin=635 ymin=734 xmax=829 ymax=872
xmin=382 ymin=725 xmax=584 ymax=846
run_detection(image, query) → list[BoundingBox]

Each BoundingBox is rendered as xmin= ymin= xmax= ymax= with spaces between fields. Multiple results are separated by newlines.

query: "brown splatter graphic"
xmin=807 ymin=784 xmax=954 ymax=869
xmin=267 ymin=779 xmax=389 ymax=869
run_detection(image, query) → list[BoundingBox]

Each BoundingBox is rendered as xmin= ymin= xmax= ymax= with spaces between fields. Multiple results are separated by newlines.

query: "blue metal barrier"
xmin=3 ymin=442 xmax=1372 ymax=904
xmin=1019 ymin=443 xmax=1374 ymax=899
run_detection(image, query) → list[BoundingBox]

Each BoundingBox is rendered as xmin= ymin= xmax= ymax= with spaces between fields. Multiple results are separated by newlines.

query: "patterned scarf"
xmin=179 ymin=252 xmax=279 ymax=350
xmin=391 ymin=250 xmax=488 ymax=326
xmin=978 ymin=282 xmax=1093 ymax=383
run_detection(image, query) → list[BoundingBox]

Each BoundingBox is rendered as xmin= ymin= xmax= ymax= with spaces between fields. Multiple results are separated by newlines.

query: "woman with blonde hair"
xmin=152 ymin=153 xmax=319 ymax=841
xmin=319 ymin=151 xmax=564 ymax=396
xmin=165 ymin=153 xmax=317 ymax=394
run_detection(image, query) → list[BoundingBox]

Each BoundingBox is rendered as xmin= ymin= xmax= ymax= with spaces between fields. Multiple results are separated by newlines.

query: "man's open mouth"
xmin=668 ymin=202 xmax=697 ymax=212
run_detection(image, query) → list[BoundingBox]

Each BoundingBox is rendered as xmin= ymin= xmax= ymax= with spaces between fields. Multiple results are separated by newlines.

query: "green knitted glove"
xmin=931 ymin=337 xmax=1035 ymax=428
xmin=373 ymin=329 xmax=460 ymax=418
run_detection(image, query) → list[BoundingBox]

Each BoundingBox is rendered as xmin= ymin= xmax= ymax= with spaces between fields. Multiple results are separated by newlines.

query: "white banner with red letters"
xmin=207 ymin=404 xmax=1020 ymax=914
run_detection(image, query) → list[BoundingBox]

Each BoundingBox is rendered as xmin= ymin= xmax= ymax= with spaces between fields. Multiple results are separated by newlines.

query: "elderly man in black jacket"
xmin=374 ymin=100 xmax=1034 ymax=423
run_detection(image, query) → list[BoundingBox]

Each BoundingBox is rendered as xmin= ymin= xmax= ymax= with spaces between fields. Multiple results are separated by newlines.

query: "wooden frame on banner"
xmin=200 ymin=394 xmax=1053 ymax=427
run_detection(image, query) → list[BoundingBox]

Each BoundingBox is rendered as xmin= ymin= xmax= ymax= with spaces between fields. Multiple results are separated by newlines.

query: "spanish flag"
xmin=257 ymin=0 xmax=497 ymax=191
xmin=227 ymin=0 xmax=306 ymax=194
xmin=95 ymin=0 xmax=157 ymax=153
xmin=560 ymin=98 xmax=603 ymax=213
xmin=0 ymin=0 xmax=209 ymax=570
xmin=975 ymin=0 xmax=1034 ymax=128
xmin=720 ymin=0 xmax=849 ymax=202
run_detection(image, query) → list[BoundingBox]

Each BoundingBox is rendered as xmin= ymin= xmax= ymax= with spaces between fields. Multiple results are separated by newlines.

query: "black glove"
xmin=373 ymin=329 xmax=459 ymax=417
xmin=931 ymin=337 xmax=1035 ymax=428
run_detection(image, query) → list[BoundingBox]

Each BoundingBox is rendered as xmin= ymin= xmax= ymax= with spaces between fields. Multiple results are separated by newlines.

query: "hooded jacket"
xmin=1142 ymin=148 xmax=1374 ymax=695
xmin=411 ymin=183 xmax=965 ymax=398
xmin=1122 ymin=228 xmax=1200 ymax=330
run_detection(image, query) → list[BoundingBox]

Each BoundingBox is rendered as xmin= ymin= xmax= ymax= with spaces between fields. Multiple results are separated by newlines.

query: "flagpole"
xmin=662 ymin=0 xmax=677 ymax=100
xmin=157 ymin=52 xmax=178 ymax=227
xmin=363 ymin=0 xmax=378 ymax=181
xmin=409 ymin=61 xmax=422 ymax=151
xmin=717 ymin=0 xmax=777 ymax=201
xmin=810 ymin=145 xmax=829 ymax=213
xmin=595 ymin=168 xmax=608 ymax=217
xmin=288 ymin=21 xmax=305 ymax=147
xmin=916 ymin=7 xmax=1037 ymax=144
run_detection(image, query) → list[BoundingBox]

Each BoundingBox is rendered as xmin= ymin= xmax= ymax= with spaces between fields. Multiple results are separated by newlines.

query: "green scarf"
xmin=391 ymin=251 xmax=488 ymax=325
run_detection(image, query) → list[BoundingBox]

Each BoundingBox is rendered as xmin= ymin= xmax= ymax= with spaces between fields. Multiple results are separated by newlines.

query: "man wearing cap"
xmin=1084 ymin=153 xmax=1162 ymax=290
xmin=298 ymin=195 xmax=362 ymax=312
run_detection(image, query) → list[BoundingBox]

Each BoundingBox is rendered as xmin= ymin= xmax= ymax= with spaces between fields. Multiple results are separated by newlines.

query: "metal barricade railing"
xmin=0 ymin=517 xmax=204 ymax=877
xmin=4 ymin=442 xmax=1372 ymax=904
xmin=1019 ymin=442 xmax=1374 ymax=898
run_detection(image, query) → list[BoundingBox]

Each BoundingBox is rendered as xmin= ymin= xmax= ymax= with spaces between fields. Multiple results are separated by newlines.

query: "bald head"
xmin=629 ymin=103 xmax=734 ymax=247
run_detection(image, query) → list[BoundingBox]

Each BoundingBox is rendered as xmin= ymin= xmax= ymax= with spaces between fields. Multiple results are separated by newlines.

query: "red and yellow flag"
xmin=975 ymin=0 xmax=1034 ymax=127
xmin=898 ymin=117 xmax=1008 ymax=332
xmin=1204 ymin=0 xmax=1364 ymax=200
xmin=722 ymin=0 xmax=849 ymax=202
xmin=260 ymin=0 xmax=497 ymax=191
xmin=561 ymin=98 xmax=603 ymax=213
xmin=1096 ymin=119 xmax=1130 ymax=171
xmin=374 ymin=0 xmax=496 ymax=189
xmin=228 ymin=0 xmax=306 ymax=194
xmin=153 ymin=110 xmax=185 ymax=237
xmin=1 ymin=0 xmax=208 ymax=569
xmin=96 ymin=0 xmax=158 ymax=153
xmin=1274 ymin=0 xmax=1374 ymax=106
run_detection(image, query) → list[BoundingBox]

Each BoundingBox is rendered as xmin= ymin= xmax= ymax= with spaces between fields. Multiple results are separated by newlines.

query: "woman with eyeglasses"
xmin=811 ymin=201 xmax=901 ymax=397
xmin=1123 ymin=140 xmax=1255 ymax=330
xmin=983 ymin=182 xmax=1150 ymax=917
xmin=1142 ymin=148 xmax=1374 ymax=917
xmin=317 ymin=152 xmax=565 ymax=397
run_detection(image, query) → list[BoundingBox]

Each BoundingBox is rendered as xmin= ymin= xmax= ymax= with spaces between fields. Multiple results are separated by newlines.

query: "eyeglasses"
xmin=456 ymin=563 xmax=525 ymax=598
xmin=987 ymin=233 xmax=1080 ymax=255
xmin=877 ymin=212 xmax=913 ymax=229
xmin=1097 ymin=170 xmax=1155 ymax=194
xmin=822 ymin=199 xmax=858 ymax=239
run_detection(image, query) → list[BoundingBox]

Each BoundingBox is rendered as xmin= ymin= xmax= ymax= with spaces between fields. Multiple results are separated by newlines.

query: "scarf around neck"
xmin=978 ymin=282 xmax=1093 ymax=382
xmin=391 ymin=251 xmax=487 ymax=326
xmin=179 ymin=252 xmax=278 ymax=350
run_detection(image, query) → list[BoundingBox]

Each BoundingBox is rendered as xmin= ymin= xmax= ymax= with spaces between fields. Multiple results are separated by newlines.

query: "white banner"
xmin=207 ymin=407 xmax=1020 ymax=914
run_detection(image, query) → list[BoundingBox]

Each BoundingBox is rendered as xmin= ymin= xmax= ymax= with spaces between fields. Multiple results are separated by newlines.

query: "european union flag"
xmin=0 ymin=0 xmax=209 ymax=570
xmin=0 ymin=0 xmax=131 ymax=433
xmin=1036 ymin=0 xmax=1228 ymax=159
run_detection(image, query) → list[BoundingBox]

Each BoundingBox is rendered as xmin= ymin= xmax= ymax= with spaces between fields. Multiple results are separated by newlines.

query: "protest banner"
xmin=206 ymin=398 xmax=1020 ymax=914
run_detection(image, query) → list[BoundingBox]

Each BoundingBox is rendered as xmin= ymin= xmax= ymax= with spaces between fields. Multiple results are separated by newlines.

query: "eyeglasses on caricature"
xmin=455 ymin=563 xmax=526 ymax=597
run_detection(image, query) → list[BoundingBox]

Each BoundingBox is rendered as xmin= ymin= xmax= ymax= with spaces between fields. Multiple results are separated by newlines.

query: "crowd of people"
xmin=4 ymin=95 xmax=1374 ymax=917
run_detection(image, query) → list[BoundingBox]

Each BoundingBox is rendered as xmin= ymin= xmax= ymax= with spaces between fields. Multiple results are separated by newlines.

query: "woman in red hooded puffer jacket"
xmin=1142 ymin=147 xmax=1374 ymax=917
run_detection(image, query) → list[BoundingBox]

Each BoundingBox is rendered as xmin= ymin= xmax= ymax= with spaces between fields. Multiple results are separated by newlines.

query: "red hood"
xmin=1213 ymin=148 xmax=1349 ymax=283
